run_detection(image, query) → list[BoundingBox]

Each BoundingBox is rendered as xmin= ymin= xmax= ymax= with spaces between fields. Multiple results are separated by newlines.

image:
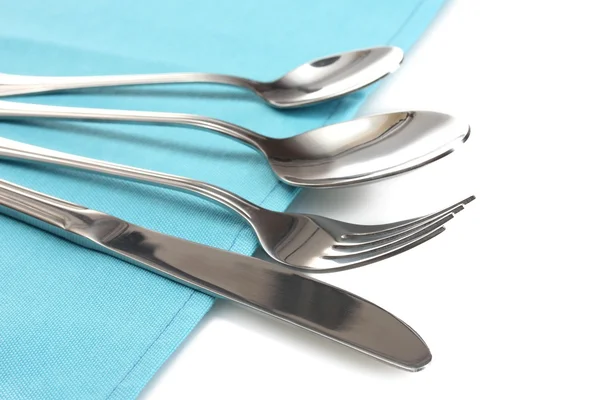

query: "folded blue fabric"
xmin=0 ymin=1 xmax=446 ymax=398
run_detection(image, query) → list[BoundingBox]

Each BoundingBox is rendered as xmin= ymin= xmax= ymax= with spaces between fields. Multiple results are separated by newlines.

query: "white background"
xmin=142 ymin=1 xmax=600 ymax=398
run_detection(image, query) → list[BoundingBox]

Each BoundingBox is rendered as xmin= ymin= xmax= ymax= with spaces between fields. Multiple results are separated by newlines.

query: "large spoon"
xmin=0 ymin=100 xmax=470 ymax=188
xmin=0 ymin=47 xmax=404 ymax=108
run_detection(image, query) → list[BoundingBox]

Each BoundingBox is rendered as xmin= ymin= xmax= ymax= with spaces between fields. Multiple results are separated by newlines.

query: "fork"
xmin=0 ymin=137 xmax=474 ymax=272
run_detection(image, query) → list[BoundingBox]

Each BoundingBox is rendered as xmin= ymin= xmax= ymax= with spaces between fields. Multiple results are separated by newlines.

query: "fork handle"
xmin=0 ymin=72 xmax=259 ymax=97
xmin=0 ymin=136 xmax=264 ymax=223
xmin=0 ymin=100 xmax=268 ymax=150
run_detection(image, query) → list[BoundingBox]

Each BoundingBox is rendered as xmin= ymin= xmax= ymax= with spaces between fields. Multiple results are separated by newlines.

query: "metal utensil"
xmin=0 ymin=47 xmax=403 ymax=108
xmin=0 ymin=137 xmax=474 ymax=272
xmin=0 ymin=100 xmax=470 ymax=188
xmin=0 ymin=178 xmax=431 ymax=371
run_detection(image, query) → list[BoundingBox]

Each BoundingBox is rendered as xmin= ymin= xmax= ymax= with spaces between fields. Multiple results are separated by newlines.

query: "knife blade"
xmin=0 ymin=178 xmax=431 ymax=371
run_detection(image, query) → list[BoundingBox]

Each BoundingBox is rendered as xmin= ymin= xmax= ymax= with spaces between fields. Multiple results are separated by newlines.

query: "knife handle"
xmin=0 ymin=178 xmax=234 ymax=292
xmin=0 ymin=179 xmax=113 ymax=251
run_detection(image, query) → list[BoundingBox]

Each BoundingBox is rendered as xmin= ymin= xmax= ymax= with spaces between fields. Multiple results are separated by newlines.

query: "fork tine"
xmin=343 ymin=196 xmax=475 ymax=239
xmin=342 ymin=196 xmax=475 ymax=242
xmin=327 ymin=212 xmax=454 ymax=258
xmin=340 ymin=196 xmax=475 ymax=242
xmin=320 ymin=226 xmax=447 ymax=271
xmin=338 ymin=205 xmax=462 ymax=247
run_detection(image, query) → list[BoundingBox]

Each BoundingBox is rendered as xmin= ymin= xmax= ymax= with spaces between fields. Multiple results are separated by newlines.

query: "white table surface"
xmin=141 ymin=1 xmax=600 ymax=398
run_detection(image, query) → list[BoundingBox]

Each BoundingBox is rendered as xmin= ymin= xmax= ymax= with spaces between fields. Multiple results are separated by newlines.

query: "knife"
xmin=0 ymin=178 xmax=432 ymax=371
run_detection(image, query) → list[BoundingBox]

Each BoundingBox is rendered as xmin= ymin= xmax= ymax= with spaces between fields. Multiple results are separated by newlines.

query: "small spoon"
xmin=0 ymin=47 xmax=404 ymax=108
xmin=0 ymin=100 xmax=470 ymax=188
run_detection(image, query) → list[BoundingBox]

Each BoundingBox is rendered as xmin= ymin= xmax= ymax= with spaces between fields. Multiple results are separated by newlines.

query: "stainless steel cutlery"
xmin=0 ymin=44 xmax=475 ymax=370
xmin=0 ymin=46 xmax=403 ymax=108
xmin=0 ymin=178 xmax=431 ymax=371
xmin=0 ymin=137 xmax=474 ymax=272
xmin=0 ymin=100 xmax=470 ymax=188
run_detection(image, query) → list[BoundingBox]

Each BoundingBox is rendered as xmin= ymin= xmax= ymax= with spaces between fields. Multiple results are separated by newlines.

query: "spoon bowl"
xmin=256 ymin=46 xmax=404 ymax=108
xmin=264 ymin=111 xmax=470 ymax=187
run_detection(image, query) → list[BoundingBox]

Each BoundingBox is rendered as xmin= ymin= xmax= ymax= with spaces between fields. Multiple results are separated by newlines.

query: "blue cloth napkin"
xmin=0 ymin=1 xmax=446 ymax=398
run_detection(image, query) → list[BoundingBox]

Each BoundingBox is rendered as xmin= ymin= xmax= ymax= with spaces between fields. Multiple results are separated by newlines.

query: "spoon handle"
xmin=0 ymin=72 xmax=258 ymax=97
xmin=0 ymin=136 xmax=264 ymax=223
xmin=0 ymin=100 xmax=268 ymax=150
